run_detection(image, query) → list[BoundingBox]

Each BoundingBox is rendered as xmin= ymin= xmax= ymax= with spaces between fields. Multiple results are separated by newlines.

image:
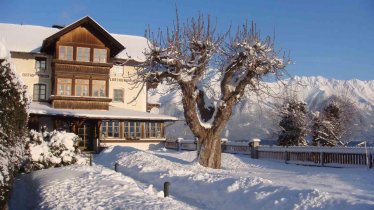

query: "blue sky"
xmin=1 ymin=0 xmax=373 ymax=80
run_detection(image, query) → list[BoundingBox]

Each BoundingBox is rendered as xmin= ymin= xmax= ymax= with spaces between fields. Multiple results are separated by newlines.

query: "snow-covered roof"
xmin=0 ymin=21 xmax=148 ymax=62
xmin=0 ymin=41 xmax=9 ymax=59
xmin=29 ymin=102 xmax=177 ymax=121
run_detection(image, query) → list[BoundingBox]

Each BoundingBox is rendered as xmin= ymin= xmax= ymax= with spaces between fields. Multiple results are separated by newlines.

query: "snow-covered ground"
xmin=10 ymin=164 xmax=194 ymax=210
xmin=10 ymin=146 xmax=374 ymax=210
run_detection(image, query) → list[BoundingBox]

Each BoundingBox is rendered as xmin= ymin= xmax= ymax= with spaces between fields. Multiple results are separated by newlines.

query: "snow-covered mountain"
xmin=149 ymin=76 xmax=374 ymax=142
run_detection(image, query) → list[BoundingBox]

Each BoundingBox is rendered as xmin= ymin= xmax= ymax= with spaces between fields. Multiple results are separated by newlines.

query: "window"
xmin=59 ymin=46 xmax=73 ymax=61
xmin=57 ymin=78 xmax=72 ymax=96
xmin=113 ymin=89 xmax=124 ymax=102
xmin=75 ymin=79 xmax=89 ymax=96
xmin=93 ymin=48 xmax=107 ymax=63
xmin=77 ymin=47 xmax=90 ymax=62
xmin=35 ymin=57 xmax=46 ymax=71
xmin=146 ymin=122 xmax=162 ymax=138
xmin=78 ymin=124 xmax=90 ymax=148
xmin=92 ymin=80 xmax=106 ymax=97
xmin=124 ymin=121 xmax=141 ymax=139
xmin=55 ymin=119 xmax=71 ymax=132
xmin=101 ymin=120 xmax=120 ymax=138
xmin=112 ymin=65 xmax=123 ymax=75
xmin=33 ymin=84 xmax=46 ymax=101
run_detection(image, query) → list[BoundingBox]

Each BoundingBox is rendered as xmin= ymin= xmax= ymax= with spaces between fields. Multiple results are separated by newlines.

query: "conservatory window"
xmin=101 ymin=120 xmax=120 ymax=138
xmin=145 ymin=122 xmax=161 ymax=138
xmin=124 ymin=121 xmax=141 ymax=139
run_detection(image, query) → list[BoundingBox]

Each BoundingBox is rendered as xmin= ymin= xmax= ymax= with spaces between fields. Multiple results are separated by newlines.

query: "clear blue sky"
xmin=1 ymin=0 xmax=373 ymax=80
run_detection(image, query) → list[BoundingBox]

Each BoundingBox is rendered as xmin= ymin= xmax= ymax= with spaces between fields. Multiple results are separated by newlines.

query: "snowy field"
xmin=11 ymin=146 xmax=374 ymax=210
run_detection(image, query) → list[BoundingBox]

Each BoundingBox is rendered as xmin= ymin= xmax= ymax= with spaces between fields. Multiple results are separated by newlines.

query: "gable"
xmin=58 ymin=26 xmax=105 ymax=47
xmin=41 ymin=16 xmax=124 ymax=57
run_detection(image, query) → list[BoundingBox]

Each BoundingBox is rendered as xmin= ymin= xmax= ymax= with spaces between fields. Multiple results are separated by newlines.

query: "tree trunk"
xmin=198 ymin=132 xmax=222 ymax=169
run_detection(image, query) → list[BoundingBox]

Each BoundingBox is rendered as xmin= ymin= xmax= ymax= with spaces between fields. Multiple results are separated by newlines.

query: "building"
xmin=0 ymin=16 xmax=177 ymax=151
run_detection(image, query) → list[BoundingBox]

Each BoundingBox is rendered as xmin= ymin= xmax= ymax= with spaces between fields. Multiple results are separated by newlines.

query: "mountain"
xmin=148 ymin=76 xmax=374 ymax=143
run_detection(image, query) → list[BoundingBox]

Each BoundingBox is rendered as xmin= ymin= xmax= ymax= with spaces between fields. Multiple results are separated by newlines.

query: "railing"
xmin=258 ymin=146 xmax=374 ymax=167
xmin=165 ymin=138 xmax=252 ymax=154
xmin=165 ymin=138 xmax=374 ymax=168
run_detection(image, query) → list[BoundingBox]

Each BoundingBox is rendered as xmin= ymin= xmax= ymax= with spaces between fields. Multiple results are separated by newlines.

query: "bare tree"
xmin=312 ymin=95 xmax=360 ymax=146
xmin=133 ymin=14 xmax=288 ymax=168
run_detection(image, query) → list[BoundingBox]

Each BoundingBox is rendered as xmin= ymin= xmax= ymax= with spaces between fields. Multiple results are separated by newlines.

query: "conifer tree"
xmin=278 ymin=99 xmax=308 ymax=146
xmin=0 ymin=58 xmax=28 ymax=208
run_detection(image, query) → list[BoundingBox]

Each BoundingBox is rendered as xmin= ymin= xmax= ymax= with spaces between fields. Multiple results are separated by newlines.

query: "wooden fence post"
xmin=284 ymin=151 xmax=288 ymax=164
xmin=89 ymin=154 xmax=93 ymax=166
xmin=249 ymin=139 xmax=261 ymax=159
xmin=251 ymin=146 xmax=259 ymax=159
xmin=370 ymin=154 xmax=373 ymax=168
xmin=320 ymin=152 xmax=325 ymax=167
xmin=177 ymin=138 xmax=183 ymax=151
xmin=221 ymin=138 xmax=228 ymax=153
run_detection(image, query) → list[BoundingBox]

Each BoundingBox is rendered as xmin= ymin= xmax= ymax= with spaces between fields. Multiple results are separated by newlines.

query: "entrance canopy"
xmin=29 ymin=102 xmax=177 ymax=121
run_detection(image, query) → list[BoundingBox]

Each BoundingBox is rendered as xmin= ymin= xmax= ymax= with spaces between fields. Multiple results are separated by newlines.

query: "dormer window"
xmin=77 ymin=47 xmax=91 ymax=62
xmin=93 ymin=48 xmax=107 ymax=63
xmin=59 ymin=46 xmax=73 ymax=61
xmin=35 ymin=57 xmax=46 ymax=72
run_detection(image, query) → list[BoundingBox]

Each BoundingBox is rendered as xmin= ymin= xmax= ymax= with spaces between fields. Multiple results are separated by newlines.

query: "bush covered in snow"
xmin=0 ymin=50 xmax=29 ymax=207
xmin=278 ymin=99 xmax=308 ymax=146
xmin=22 ymin=130 xmax=87 ymax=173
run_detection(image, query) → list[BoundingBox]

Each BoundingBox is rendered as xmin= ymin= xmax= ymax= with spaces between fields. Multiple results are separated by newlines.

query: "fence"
xmin=165 ymin=138 xmax=252 ymax=155
xmin=258 ymin=146 xmax=373 ymax=167
xmin=165 ymin=138 xmax=374 ymax=168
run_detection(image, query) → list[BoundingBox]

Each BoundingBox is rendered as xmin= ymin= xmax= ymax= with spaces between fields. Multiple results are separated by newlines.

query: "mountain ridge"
xmin=149 ymin=76 xmax=374 ymax=142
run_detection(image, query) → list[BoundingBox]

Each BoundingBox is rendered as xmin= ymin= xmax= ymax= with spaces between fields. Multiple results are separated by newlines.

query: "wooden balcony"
xmin=53 ymin=60 xmax=112 ymax=76
xmin=50 ymin=95 xmax=112 ymax=110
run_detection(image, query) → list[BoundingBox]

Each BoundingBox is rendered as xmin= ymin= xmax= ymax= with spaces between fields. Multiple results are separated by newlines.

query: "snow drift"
xmin=94 ymin=147 xmax=374 ymax=210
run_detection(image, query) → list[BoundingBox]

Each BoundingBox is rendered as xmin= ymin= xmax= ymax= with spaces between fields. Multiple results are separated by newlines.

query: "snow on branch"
xmin=131 ymin=14 xmax=289 ymax=139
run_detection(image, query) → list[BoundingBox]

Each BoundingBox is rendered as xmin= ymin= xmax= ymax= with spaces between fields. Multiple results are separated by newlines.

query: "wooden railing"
xmin=165 ymin=139 xmax=374 ymax=168
xmin=258 ymin=146 xmax=374 ymax=167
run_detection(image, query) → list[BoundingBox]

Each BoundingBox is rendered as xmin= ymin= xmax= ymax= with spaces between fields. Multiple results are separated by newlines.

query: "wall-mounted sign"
xmin=22 ymin=73 xmax=50 ymax=78
xmin=110 ymin=78 xmax=129 ymax=82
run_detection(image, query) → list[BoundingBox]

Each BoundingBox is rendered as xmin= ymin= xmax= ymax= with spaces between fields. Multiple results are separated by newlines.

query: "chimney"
xmin=52 ymin=24 xmax=65 ymax=29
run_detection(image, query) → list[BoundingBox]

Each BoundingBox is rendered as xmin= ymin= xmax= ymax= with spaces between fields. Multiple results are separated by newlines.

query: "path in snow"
xmin=94 ymin=146 xmax=374 ymax=210
xmin=9 ymin=165 xmax=195 ymax=210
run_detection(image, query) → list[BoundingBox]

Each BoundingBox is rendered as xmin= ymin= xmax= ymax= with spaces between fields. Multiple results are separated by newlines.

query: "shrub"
xmin=22 ymin=130 xmax=87 ymax=173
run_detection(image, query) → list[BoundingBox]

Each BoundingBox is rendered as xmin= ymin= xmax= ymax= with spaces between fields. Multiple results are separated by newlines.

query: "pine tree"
xmin=278 ymin=99 xmax=308 ymax=146
xmin=0 ymin=58 xmax=28 ymax=208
